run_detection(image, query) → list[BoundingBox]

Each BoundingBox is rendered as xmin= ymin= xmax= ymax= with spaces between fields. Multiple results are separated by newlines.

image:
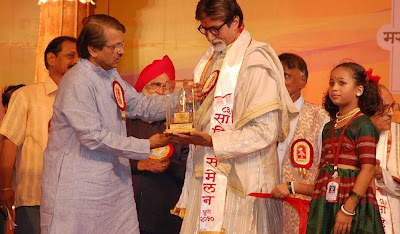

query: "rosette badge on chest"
xmin=202 ymin=70 xmax=219 ymax=96
xmin=290 ymin=139 xmax=314 ymax=177
xmin=113 ymin=80 xmax=126 ymax=120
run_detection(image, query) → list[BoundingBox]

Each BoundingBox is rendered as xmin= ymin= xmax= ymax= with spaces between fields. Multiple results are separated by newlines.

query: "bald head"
xmin=370 ymin=85 xmax=395 ymax=132
xmin=379 ymin=85 xmax=395 ymax=106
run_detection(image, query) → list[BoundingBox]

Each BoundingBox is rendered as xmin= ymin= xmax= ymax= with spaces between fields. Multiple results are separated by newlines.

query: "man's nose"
xmin=387 ymin=106 xmax=394 ymax=116
xmin=72 ymin=55 xmax=79 ymax=64
xmin=205 ymin=30 xmax=215 ymax=42
xmin=156 ymin=88 xmax=166 ymax=95
xmin=118 ymin=47 xmax=125 ymax=56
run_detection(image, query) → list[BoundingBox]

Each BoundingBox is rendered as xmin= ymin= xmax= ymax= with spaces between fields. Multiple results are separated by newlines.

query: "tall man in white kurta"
xmin=171 ymin=1 xmax=297 ymax=233
xmin=40 ymin=15 xmax=171 ymax=234
xmin=370 ymin=85 xmax=400 ymax=234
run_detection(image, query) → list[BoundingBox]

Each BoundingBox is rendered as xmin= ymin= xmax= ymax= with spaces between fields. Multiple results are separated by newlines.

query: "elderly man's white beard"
xmin=211 ymin=39 xmax=227 ymax=52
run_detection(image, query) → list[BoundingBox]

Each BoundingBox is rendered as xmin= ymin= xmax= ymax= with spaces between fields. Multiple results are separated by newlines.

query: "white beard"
xmin=211 ymin=39 xmax=227 ymax=52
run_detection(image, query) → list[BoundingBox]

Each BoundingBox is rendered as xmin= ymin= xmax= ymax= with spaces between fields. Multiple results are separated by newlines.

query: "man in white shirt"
xmin=0 ymin=36 xmax=78 ymax=234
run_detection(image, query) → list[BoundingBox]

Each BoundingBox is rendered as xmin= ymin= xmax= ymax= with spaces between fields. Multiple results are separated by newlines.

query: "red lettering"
xmin=203 ymin=183 xmax=216 ymax=194
xmin=214 ymin=113 xmax=230 ymax=124
xmin=212 ymin=125 xmax=225 ymax=133
xmin=205 ymin=157 xmax=218 ymax=167
xmin=204 ymin=169 xmax=216 ymax=182
xmin=202 ymin=196 xmax=215 ymax=205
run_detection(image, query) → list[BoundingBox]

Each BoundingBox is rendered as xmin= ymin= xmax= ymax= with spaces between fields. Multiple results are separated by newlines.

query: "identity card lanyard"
xmin=330 ymin=111 xmax=362 ymax=179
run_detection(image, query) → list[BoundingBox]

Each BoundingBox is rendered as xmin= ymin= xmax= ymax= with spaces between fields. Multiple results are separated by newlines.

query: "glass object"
xmin=165 ymin=80 xmax=196 ymax=133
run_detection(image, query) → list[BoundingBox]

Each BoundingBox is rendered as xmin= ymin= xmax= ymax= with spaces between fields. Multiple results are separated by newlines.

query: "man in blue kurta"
xmin=40 ymin=15 xmax=170 ymax=234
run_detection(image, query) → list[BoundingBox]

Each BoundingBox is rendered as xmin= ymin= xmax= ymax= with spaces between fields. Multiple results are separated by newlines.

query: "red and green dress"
xmin=306 ymin=115 xmax=384 ymax=234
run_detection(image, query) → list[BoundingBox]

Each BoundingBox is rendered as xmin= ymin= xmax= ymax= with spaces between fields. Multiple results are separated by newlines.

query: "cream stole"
xmin=192 ymin=29 xmax=251 ymax=233
xmin=375 ymin=123 xmax=400 ymax=234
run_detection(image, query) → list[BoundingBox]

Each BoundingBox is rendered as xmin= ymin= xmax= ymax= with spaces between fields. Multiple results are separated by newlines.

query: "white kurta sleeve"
xmin=212 ymin=110 xmax=279 ymax=161
xmin=211 ymin=59 xmax=281 ymax=161
xmin=376 ymin=169 xmax=400 ymax=197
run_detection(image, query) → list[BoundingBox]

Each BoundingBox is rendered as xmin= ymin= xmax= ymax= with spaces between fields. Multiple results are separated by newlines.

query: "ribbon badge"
xmin=290 ymin=139 xmax=314 ymax=177
xmin=112 ymin=80 xmax=127 ymax=120
xmin=149 ymin=144 xmax=174 ymax=159
xmin=202 ymin=70 xmax=219 ymax=97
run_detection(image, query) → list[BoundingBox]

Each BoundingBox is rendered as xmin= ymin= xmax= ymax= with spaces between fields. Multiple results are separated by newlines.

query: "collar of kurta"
xmin=81 ymin=58 xmax=116 ymax=78
xmin=44 ymin=76 xmax=58 ymax=95
xmin=293 ymin=94 xmax=305 ymax=113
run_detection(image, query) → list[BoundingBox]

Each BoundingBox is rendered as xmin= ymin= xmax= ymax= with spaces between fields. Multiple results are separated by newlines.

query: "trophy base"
xmin=165 ymin=123 xmax=195 ymax=133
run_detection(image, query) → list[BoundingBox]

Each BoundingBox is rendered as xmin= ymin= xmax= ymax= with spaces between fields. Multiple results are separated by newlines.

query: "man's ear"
xmin=47 ymin=52 xmax=56 ymax=67
xmin=232 ymin=16 xmax=240 ymax=28
xmin=88 ymin=46 xmax=98 ymax=58
xmin=300 ymin=75 xmax=307 ymax=89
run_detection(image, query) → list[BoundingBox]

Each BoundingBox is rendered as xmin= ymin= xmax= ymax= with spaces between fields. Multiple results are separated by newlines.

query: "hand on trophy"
xmin=170 ymin=131 xmax=213 ymax=147
xmin=137 ymin=158 xmax=171 ymax=173
xmin=193 ymin=83 xmax=204 ymax=102
xmin=149 ymin=133 xmax=171 ymax=149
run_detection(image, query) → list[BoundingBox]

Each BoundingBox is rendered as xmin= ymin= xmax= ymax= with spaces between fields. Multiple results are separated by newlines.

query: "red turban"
xmin=134 ymin=55 xmax=175 ymax=92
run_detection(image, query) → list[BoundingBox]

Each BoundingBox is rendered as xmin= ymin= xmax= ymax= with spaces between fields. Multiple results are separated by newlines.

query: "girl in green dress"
xmin=306 ymin=62 xmax=384 ymax=234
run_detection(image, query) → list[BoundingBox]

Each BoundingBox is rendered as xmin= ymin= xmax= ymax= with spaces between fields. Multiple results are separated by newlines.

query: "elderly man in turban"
xmin=127 ymin=55 xmax=189 ymax=234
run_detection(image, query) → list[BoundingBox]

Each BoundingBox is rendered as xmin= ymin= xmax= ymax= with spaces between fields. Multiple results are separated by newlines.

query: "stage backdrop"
xmin=0 ymin=0 xmax=399 ymax=121
xmin=94 ymin=0 xmax=399 ymax=120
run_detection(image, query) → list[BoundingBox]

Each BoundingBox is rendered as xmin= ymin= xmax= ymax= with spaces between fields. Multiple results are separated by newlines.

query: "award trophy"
xmin=165 ymin=80 xmax=196 ymax=133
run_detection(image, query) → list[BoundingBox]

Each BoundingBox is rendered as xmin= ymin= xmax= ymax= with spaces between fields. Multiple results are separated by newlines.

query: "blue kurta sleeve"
xmin=54 ymin=63 xmax=162 ymax=160
xmin=122 ymin=79 xmax=167 ymax=121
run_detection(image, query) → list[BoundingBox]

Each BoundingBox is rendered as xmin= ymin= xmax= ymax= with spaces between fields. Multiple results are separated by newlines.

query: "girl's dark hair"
xmin=323 ymin=62 xmax=382 ymax=118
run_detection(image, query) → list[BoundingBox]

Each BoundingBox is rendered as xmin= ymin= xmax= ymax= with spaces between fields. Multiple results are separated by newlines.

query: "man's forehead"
xmin=60 ymin=41 xmax=77 ymax=52
xmin=282 ymin=62 xmax=299 ymax=72
xmin=103 ymin=26 xmax=125 ymax=43
xmin=150 ymin=73 xmax=170 ymax=83
xmin=200 ymin=17 xmax=224 ymax=27
xmin=380 ymin=87 xmax=395 ymax=104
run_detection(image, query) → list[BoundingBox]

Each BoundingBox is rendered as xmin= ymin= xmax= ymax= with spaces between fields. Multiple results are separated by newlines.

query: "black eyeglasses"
xmin=198 ymin=23 xmax=226 ymax=36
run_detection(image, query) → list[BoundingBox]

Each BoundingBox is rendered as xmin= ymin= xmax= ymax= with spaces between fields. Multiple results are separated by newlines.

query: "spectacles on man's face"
xmin=147 ymin=82 xmax=167 ymax=91
xmin=104 ymin=41 xmax=125 ymax=52
xmin=198 ymin=23 xmax=226 ymax=36
xmin=380 ymin=102 xmax=400 ymax=114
